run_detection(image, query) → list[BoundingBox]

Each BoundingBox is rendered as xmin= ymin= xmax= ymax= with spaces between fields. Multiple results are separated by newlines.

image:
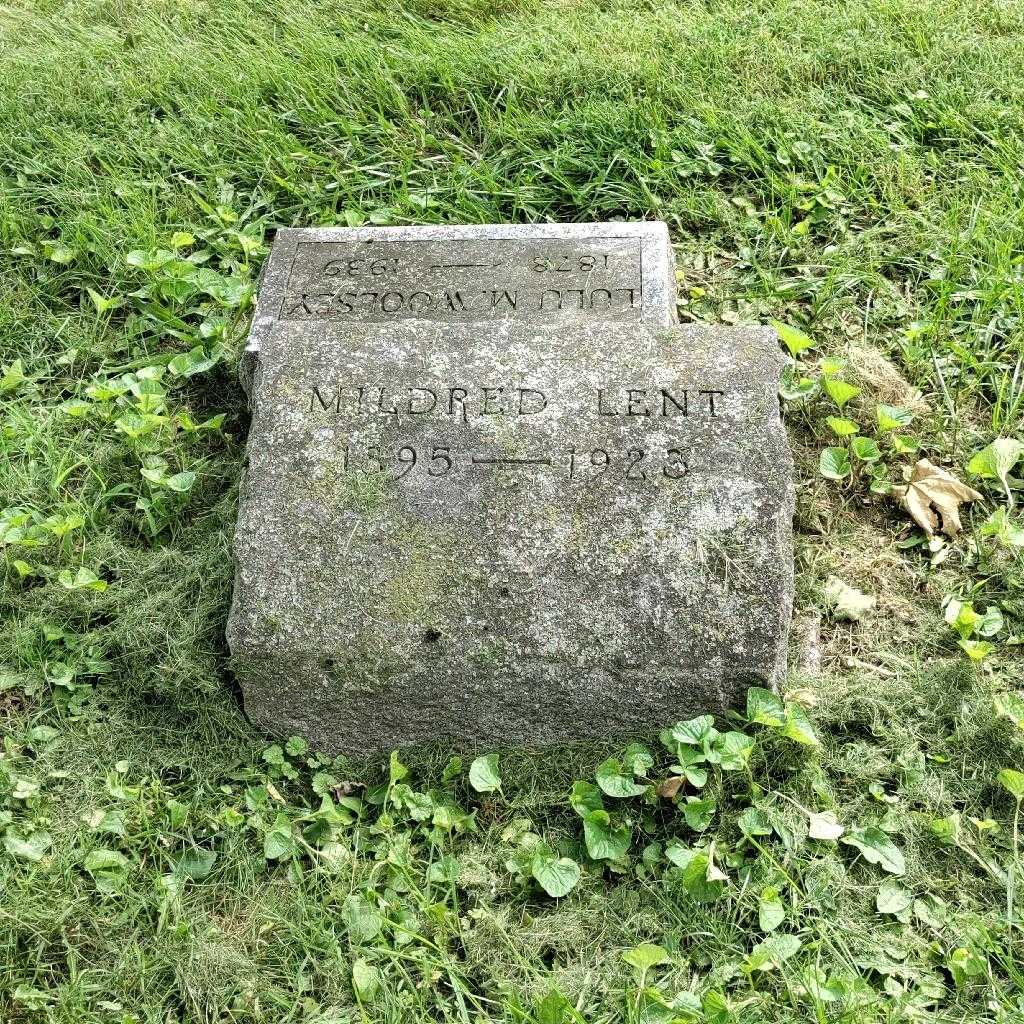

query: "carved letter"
xmin=596 ymin=388 xmax=620 ymax=416
xmin=491 ymin=290 xmax=517 ymax=310
xmin=377 ymin=386 xmax=398 ymax=417
xmin=481 ymin=387 xmax=506 ymax=415
xmin=660 ymin=388 xmax=688 ymax=417
xmin=699 ymin=389 xmax=725 ymax=416
xmin=285 ymin=294 xmax=312 ymax=316
xmin=627 ymin=389 xmax=650 ymax=416
xmin=407 ymin=386 xmax=437 ymax=415
xmin=447 ymin=387 xmax=469 ymax=423
xmin=540 ymin=289 xmax=563 ymax=311
xmin=517 ymin=388 xmax=548 ymax=415
xmin=309 ymin=387 xmax=340 ymax=413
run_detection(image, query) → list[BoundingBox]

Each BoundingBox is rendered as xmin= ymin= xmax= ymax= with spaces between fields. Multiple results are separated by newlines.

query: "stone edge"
xmin=243 ymin=221 xmax=676 ymax=368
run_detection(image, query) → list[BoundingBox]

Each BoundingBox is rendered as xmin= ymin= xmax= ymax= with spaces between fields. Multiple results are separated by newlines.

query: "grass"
xmin=1 ymin=0 xmax=1024 ymax=1020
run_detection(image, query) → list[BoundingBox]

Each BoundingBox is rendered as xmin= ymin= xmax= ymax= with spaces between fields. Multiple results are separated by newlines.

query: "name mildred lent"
xmin=308 ymin=384 xmax=726 ymax=422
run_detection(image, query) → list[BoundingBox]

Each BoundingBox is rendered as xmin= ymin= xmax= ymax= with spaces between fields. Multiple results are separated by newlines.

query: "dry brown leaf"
xmin=786 ymin=686 xmax=819 ymax=707
xmin=657 ymin=776 xmax=685 ymax=799
xmin=892 ymin=459 xmax=983 ymax=538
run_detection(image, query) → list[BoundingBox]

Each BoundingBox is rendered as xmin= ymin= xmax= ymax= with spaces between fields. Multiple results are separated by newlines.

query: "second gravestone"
xmin=228 ymin=223 xmax=794 ymax=756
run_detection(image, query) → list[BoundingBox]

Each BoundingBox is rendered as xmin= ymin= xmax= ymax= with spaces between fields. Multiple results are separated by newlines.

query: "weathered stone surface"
xmin=228 ymin=290 xmax=794 ymax=754
xmin=248 ymin=222 xmax=676 ymax=340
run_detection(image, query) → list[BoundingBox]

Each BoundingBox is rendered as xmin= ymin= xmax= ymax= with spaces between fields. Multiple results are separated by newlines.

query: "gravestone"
xmin=227 ymin=223 xmax=794 ymax=756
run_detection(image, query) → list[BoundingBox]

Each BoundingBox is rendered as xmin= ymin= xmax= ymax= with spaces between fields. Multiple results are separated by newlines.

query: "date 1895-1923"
xmin=330 ymin=443 xmax=692 ymax=482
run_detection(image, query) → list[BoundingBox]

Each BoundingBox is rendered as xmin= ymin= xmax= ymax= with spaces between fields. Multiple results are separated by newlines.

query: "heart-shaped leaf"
xmin=469 ymin=753 xmax=501 ymax=793
xmin=819 ymin=446 xmax=851 ymax=480
xmin=841 ymin=826 xmax=905 ymax=875
xmin=531 ymin=853 xmax=581 ymax=898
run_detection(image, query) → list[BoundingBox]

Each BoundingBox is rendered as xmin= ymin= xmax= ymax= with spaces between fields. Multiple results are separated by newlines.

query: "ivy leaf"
xmin=959 ymin=638 xmax=994 ymax=661
xmin=343 ymin=895 xmax=384 ymax=942
xmin=3 ymin=829 xmax=52 ymax=863
xmin=771 ymin=320 xmax=815 ymax=357
xmin=389 ymin=750 xmax=408 ymax=784
xmin=823 ymin=377 xmax=861 ymax=410
xmin=877 ymin=404 xmax=914 ymax=430
xmin=468 ymin=753 xmax=501 ymax=793
xmin=758 ymin=889 xmax=786 ymax=932
xmin=0 ymin=358 xmax=27 ymax=393
xmin=945 ymin=598 xmax=983 ymax=639
xmin=994 ymin=691 xmax=1024 ymax=730
xmin=851 ymin=436 xmax=881 ymax=462
xmin=670 ymin=715 xmax=717 ymax=747
xmin=570 ymin=781 xmax=604 ymax=817
xmin=534 ymin=989 xmax=574 ymax=1024
xmin=825 ymin=416 xmax=859 ymax=437
xmin=57 ymin=567 xmax=108 ymax=592
xmin=168 ymin=345 xmax=221 ymax=377
xmin=841 ymin=826 xmax=906 ymax=876
xmin=595 ymin=757 xmax=648 ymax=798
xmin=664 ymin=843 xmax=727 ymax=901
xmin=86 ymin=288 xmax=123 ymax=315
xmin=746 ymin=687 xmax=785 ymax=726
xmin=582 ymin=810 xmax=631 ymax=861
xmin=126 ymin=248 xmax=176 ymax=271
xmin=621 ymin=742 xmax=654 ymax=775
xmin=166 ymin=471 xmax=197 ymax=493
xmin=351 ymin=957 xmax=380 ymax=1002
xmin=930 ymin=813 xmax=961 ymax=846
xmin=782 ymin=704 xmax=819 ymax=746
xmin=997 ymin=768 xmax=1024 ymax=800
xmin=819 ymin=446 xmax=851 ymax=480
xmin=779 ymin=365 xmax=818 ymax=401
xmin=44 ymin=240 xmax=76 ymax=264
xmin=426 ymin=857 xmax=459 ymax=887
xmin=263 ymin=814 xmax=297 ymax=860
xmin=981 ymin=507 xmax=1024 ymax=548
xmin=977 ymin=604 xmax=1004 ymax=638
xmin=682 ymin=797 xmax=716 ymax=832
xmin=173 ymin=848 xmax=217 ymax=880
xmin=738 ymin=806 xmax=772 ymax=836
xmin=876 ymin=878 xmax=912 ymax=919
xmin=798 ymin=966 xmax=847 ymax=1003
xmin=968 ymin=438 xmax=1023 ymax=507
xmin=716 ymin=731 xmax=755 ymax=770
xmin=677 ymin=762 xmax=708 ymax=789
xmin=621 ymin=942 xmax=669 ymax=982
xmin=43 ymin=513 xmax=85 ymax=538
xmin=743 ymin=933 xmax=802 ymax=972
xmin=83 ymin=849 xmax=130 ymax=893
xmin=531 ymin=853 xmax=581 ymax=898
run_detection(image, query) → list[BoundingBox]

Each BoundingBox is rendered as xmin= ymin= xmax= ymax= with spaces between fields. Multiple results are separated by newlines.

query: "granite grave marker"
xmin=228 ymin=223 xmax=793 ymax=756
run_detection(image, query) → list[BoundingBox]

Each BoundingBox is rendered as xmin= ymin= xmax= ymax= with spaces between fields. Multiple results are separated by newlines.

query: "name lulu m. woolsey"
xmin=227 ymin=223 xmax=794 ymax=756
